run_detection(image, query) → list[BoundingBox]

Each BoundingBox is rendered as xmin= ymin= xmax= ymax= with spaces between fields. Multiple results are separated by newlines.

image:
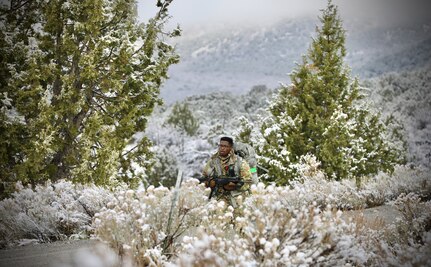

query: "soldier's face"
xmin=218 ymin=140 xmax=232 ymax=157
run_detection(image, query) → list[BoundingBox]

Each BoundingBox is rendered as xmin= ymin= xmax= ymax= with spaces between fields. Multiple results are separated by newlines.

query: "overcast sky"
xmin=138 ymin=0 xmax=431 ymax=32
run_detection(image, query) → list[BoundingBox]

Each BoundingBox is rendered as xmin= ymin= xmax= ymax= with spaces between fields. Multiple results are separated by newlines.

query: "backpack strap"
xmin=234 ymin=156 xmax=242 ymax=178
xmin=212 ymin=157 xmax=223 ymax=177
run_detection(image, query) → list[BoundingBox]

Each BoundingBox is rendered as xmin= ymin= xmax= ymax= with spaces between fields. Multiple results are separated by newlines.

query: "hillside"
xmin=160 ymin=18 xmax=431 ymax=103
xmin=365 ymin=67 xmax=431 ymax=167
xmin=145 ymin=67 xmax=430 ymax=184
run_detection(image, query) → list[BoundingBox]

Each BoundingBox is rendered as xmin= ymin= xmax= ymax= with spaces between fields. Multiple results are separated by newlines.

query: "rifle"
xmin=198 ymin=176 xmax=245 ymax=200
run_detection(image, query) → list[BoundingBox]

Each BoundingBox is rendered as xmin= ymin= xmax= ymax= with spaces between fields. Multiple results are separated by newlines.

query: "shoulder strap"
xmin=212 ymin=157 xmax=223 ymax=177
xmin=234 ymin=156 xmax=242 ymax=178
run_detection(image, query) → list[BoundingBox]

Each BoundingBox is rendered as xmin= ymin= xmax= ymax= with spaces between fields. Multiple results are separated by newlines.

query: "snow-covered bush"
xmin=174 ymin=208 xmax=362 ymax=266
xmin=93 ymin=180 xmax=365 ymax=266
xmin=93 ymin=179 xmax=210 ymax=266
xmin=350 ymin=193 xmax=431 ymax=266
xmin=0 ymin=180 xmax=113 ymax=248
xmin=91 ymin=165 xmax=430 ymax=266
xmin=385 ymin=193 xmax=431 ymax=255
xmin=359 ymin=165 xmax=431 ymax=207
xmin=147 ymin=146 xmax=179 ymax=188
xmin=2 ymin=163 xmax=428 ymax=253
xmin=273 ymin=164 xmax=430 ymax=210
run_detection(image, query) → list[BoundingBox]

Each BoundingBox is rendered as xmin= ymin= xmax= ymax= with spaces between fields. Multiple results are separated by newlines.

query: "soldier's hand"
xmin=205 ymin=179 xmax=216 ymax=188
xmin=223 ymin=182 xmax=236 ymax=191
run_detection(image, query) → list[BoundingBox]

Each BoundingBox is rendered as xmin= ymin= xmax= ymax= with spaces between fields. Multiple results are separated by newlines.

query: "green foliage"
xmin=166 ymin=102 xmax=199 ymax=136
xmin=0 ymin=0 xmax=179 ymax=189
xmin=235 ymin=116 xmax=253 ymax=144
xmin=259 ymin=0 xmax=405 ymax=185
xmin=0 ymin=110 xmax=27 ymax=197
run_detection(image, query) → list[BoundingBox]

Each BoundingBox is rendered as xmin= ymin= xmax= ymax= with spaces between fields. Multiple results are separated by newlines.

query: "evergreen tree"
xmin=259 ymin=0 xmax=405 ymax=185
xmin=0 ymin=0 xmax=41 ymax=195
xmin=166 ymin=102 xmax=199 ymax=136
xmin=235 ymin=116 xmax=253 ymax=144
xmin=0 ymin=0 xmax=179 ymax=190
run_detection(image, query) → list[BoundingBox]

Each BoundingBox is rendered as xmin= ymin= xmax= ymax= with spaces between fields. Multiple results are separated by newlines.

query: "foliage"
xmin=166 ymin=102 xmax=200 ymax=136
xmin=235 ymin=116 xmax=254 ymax=144
xmin=364 ymin=67 xmax=431 ymax=168
xmin=146 ymin=146 xmax=178 ymax=188
xmin=259 ymin=1 xmax=405 ymax=185
xmin=0 ymin=0 xmax=179 ymax=189
xmin=93 ymin=180 xmax=207 ymax=265
xmin=1 ymin=166 xmax=429 ymax=265
xmin=92 ymin=171 xmax=430 ymax=266
xmin=0 ymin=180 xmax=113 ymax=248
xmin=352 ymin=193 xmax=431 ymax=267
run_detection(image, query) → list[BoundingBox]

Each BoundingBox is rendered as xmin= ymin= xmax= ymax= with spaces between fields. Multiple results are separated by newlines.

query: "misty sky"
xmin=138 ymin=0 xmax=431 ymax=32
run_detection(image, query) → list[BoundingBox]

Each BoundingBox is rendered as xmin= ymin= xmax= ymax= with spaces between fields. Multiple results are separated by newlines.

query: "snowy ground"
xmin=0 ymin=205 xmax=404 ymax=267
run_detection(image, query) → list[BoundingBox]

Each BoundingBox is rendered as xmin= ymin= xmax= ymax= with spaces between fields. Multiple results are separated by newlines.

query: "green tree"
xmin=166 ymin=102 xmax=199 ymax=136
xmin=235 ymin=116 xmax=253 ymax=144
xmin=0 ymin=0 xmax=180 ymax=190
xmin=259 ymin=0 xmax=405 ymax=186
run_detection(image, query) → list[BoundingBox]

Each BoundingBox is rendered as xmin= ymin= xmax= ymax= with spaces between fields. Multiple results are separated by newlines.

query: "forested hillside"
xmin=145 ymin=67 xmax=430 ymax=185
xmin=161 ymin=18 xmax=431 ymax=103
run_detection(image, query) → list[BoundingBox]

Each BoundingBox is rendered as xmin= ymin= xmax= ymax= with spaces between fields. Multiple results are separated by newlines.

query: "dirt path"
xmin=0 ymin=239 xmax=100 ymax=267
xmin=341 ymin=204 xmax=403 ymax=225
xmin=0 ymin=205 xmax=403 ymax=267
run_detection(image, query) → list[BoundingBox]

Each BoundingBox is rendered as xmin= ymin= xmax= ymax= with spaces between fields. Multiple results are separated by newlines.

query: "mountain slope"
xmin=161 ymin=18 xmax=431 ymax=103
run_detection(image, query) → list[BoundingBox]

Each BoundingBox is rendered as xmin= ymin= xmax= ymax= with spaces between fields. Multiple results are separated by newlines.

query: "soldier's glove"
xmin=223 ymin=182 xmax=237 ymax=191
xmin=205 ymin=179 xmax=217 ymax=189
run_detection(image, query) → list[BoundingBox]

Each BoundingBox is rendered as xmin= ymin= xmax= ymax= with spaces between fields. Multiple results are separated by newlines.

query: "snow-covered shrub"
xmin=147 ymin=146 xmax=179 ymax=188
xmin=90 ymin=166 xmax=430 ymax=266
xmin=386 ymin=193 xmax=431 ymax=248
xmin=359 ymin=165 xmax=431 ymax=207
xmin=350 ymin=193 xmax=431 ymax=266
xmin=283 ymin=164 xmax=431 ymax=210
xmin=172 ymin=184 xmax=430 ymax=267
xmin=288 ymin=173 xmax=365 ymax=210
xmin=93 ymin=179 xmax=210 ymax=266
xmin=0 ymin=180 xmax=113 ymax=248
xmin=173 ymin=184 xmax=369 ymax=266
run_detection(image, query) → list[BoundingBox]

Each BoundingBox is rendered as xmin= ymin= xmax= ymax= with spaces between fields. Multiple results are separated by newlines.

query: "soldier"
xmin=202 ymin=136 xmax=252 ymax=208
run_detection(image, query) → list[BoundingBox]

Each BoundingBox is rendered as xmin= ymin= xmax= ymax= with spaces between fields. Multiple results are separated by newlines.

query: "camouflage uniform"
xmin=202 ymin=149 xmax=252 ymax=207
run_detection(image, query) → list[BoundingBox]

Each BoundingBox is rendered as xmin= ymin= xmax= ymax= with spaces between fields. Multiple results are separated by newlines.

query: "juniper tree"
xmin=0 ymin=0 xmax=179 ymax=189
xmin=166 ymin=102 xmax=199 ymax=136
xmin=235 ymin=116 xmax=253 ymax=144
xmin=259 ymin=1 xmax=405 ymax=185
